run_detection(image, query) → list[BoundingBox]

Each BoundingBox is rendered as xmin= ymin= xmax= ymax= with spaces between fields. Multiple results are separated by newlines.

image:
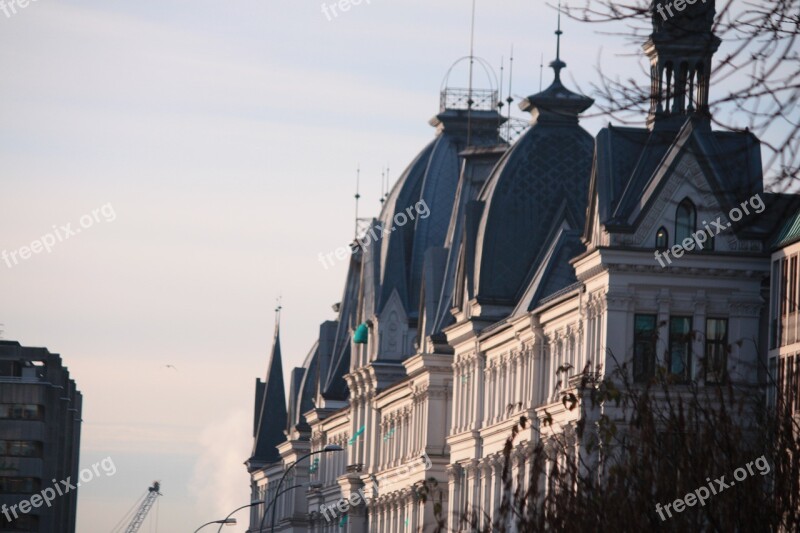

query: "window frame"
xmin=704 ymin=318 xmax=728 ymax=384
xmin=675 ymin=198 xmax=697 ymax=247
xmin=655 ymin=227 xmax=669 ymax=251
xmin=669 ymin=316 xmax=693 ymax=383
xmin=634 ymin=314 xmax=658 ymax=382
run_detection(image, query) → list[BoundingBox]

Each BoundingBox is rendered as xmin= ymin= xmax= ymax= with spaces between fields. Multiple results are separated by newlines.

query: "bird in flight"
xmin=165 ymin=365 xmax=178 ymax=371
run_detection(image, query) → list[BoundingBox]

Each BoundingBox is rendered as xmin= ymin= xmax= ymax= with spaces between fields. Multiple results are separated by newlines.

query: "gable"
xmin=616 ymin=152 xmax=762 ymax=253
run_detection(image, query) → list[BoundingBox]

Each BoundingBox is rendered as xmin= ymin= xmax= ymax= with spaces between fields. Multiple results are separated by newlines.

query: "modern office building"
xmin=0 ymin=341 xmax=82 ymax=533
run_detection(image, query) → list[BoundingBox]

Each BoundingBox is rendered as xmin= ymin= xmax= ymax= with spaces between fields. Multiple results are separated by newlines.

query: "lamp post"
xmin=216 ymin=500 xmax=264 ymax=533
xmin=261 ymin=444 xmax=344 ymax=533
xmin=193 ymin=518 xmax=236 ymax=532
xmin=218 ymin=486 xmax=303 ymax=533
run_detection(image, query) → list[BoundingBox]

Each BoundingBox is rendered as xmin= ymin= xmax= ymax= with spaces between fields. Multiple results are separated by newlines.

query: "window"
xmin=655 ymin=227 xmax=669 ymax=251
xmin=634 ymin=315 xmax=657 ymax=382
xmin=675 ymin=198 xmax=696 ymax=245
xmin=705 ymin=319 xmax=728 ymax=383
xmin=0 ymin=477 xmax=41 ymax=494
xmin=791 ymin=256 xmax=798 ymax=313
xmin=0 ymin=360 xmax=21 ymax=378
xmin=669 ymin=317 xmax=693 ymax=382
xmin=782 ymin=257 xmax=789 ymax=318
xmin=0 ymin=515 xmax=39 ymax=531
xmin=0 ymin=441 xmax=43 ymax=458
xmin=0 ymin=404 xmax=44 ymax=421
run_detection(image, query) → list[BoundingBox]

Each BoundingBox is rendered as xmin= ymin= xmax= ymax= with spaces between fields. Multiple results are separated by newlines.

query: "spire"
xmin=354 ymin=166 xmax=361 ymax=238
xmin=519 ymin=4 xmax=593 ymax=125
xmin=645 ymin=0 xmax=720 ymax=129
xmin=248 ymin=307 xmax=288 ymax=470
xmin=550 ymin=2 xmax=566 ymax=81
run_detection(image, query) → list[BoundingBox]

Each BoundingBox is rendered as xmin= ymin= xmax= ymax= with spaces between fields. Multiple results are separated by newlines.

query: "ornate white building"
xmin=246 ymin=2 xmax=800 ymax=531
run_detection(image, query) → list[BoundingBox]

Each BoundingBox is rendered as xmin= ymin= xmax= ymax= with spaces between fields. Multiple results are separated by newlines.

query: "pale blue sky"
xmin=0 ymin=0 xmax=748 ymax=531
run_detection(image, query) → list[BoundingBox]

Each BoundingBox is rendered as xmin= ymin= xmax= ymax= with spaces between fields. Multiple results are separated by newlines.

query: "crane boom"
xmin=123 ymin=481 xmax=161 ymax=533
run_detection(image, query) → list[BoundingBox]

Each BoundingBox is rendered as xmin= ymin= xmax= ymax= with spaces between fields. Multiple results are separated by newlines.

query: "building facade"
xmin=0 ymin=341 xmax=82 ymax=533
xmin=247 ymin=2 xmax=798 ymax=531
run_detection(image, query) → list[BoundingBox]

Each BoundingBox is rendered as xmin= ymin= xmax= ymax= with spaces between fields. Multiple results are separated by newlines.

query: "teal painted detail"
xmin=353 ymin=323 xmax=369 ymax=344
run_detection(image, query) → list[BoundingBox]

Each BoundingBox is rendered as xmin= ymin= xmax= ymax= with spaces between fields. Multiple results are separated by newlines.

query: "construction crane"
xmin=122 ymin=481 xmax=162 ymax=533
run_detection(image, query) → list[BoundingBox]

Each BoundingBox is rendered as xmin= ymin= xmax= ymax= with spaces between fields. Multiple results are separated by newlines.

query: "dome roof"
xmin=469 ymin=40 xmax=595 ymax=309
xmin=360 ymin=104 xmax=504 ymax=322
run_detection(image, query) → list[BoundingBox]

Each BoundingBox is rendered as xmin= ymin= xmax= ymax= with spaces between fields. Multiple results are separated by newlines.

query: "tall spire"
xmin=248 ymin=308 xmax=288 ymax=470
xmin=354 ymin=166 xmax=361 ymax=238
xmin=551 ymin=2 xmax=566 ymax=81
xmin=519 ymin=3 xmax=593 ymax=125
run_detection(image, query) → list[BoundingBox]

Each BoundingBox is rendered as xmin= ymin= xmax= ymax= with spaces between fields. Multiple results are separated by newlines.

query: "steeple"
xmin=551 ymin=4 xmax=566 ymax=81
xmin=247 ymin=305 xmax=288 ymax=471
xmin=520 ymin=3 xmax=593 ymax=125
xmin=645 ymin=0 xmax=720 ymax=129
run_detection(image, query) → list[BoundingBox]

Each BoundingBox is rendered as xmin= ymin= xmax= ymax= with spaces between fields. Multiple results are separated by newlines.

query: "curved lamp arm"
xmin=260 ymin=444 xmax=343 ymax=533
xmin=193 ymin=518 xmax=235 ymax=533
xmin=216 ymin=501 xmax=263 ymax=533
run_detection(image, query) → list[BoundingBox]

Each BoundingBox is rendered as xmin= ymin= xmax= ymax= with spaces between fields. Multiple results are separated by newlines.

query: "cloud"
xmin=189 ymin=409 xmax=252 ymax=529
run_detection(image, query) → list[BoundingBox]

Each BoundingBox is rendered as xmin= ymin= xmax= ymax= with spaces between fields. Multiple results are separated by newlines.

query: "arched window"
xmin=675 ymin=198 xmax=696 ymax=245
xmin=656 ymin=227 xmax=669 ymax=251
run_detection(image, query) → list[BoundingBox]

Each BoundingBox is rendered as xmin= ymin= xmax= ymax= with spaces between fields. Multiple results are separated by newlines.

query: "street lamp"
xmin=216 ymin=500 xmax=263 ymax=533
xmin=193 ymin=517 xmax=236 ymax=532
xmin=261 ymin=444 xmax=344 ymax=533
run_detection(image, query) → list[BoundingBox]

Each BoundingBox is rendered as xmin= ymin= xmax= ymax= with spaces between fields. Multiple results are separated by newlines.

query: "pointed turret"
xmin=247 ymin=308 xmax=288 ymax=472
xmin=645 ymin=0 xmax=720 ymax=129
xmin=520 ymin=5 xmax=593 ymax=125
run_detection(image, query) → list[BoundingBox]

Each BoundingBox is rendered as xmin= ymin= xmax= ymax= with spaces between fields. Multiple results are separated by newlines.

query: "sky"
xmin=0 ymin=0 xmax=763 ymax=531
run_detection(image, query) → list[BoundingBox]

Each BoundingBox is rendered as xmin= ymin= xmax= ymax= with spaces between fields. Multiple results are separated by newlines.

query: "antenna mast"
xmin=507 ymin=45 xmax=514 ymax=142
xmin=497 ymin=56 xmax=504 ymax=143
xmin=539 ymin=53 xmax=544 ymax=91
xmin=466 ymin=0 xmax=477 ymax=147
xmin=354 ymin=166 xmax=361 ymax=238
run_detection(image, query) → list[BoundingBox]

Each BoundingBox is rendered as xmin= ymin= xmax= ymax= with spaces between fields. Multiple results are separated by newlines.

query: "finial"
xmin=466 ymin=0 xmax=477 ymax=147
xmin=274 ymin=296 xmax=283 ymax=330
xmin=550 ymin=1 xmax=567 ymax=81
xmin=379 ymin=167 xmax=385 ymax=205
xmin=354 ymin=165 xmax=361 ymax=238
xmin=556 ymin=1 xmax=562 ymax=62
xmin=506 ymin=45 xmax=514 ymax=141
xmin=385 ymin=165 xmax=390 ymax=201
xmin=539 ymin=53 xmax=544 ymax=91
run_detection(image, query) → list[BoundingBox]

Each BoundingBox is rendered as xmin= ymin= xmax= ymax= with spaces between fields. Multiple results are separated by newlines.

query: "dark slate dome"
xmin=471 ymin=32 xmax=594 ymax=308
xmin=360 ymin=93 xmax=504 ymax=323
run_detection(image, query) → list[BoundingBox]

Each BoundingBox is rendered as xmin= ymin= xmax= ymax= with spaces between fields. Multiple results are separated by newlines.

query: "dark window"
xmin=0 ymin=361 xmax=21 ymax=378
xmin=675 ymin=198 xmax=696 ymax=245
xmin=0 ymin=477 xmax=41 ymax=494
xmin=634 ymin=315 xmax=657 ymax=382
xmin=792 ymin=256 xmax=798 ymax=313
xmin=705 ymin=319 xmax=728 ymax=383
xmin=669 ymin=317 xmax=693 ymax=382
xmin=0 ymin=515 xmax=39 ymax=531
xmin=0 ymin=441 xmax=43 ymax=459
xmin=0 ymin=404 xmax=44 ymax=421
xmin=655 ymin=227 xmax=669 ymax=251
